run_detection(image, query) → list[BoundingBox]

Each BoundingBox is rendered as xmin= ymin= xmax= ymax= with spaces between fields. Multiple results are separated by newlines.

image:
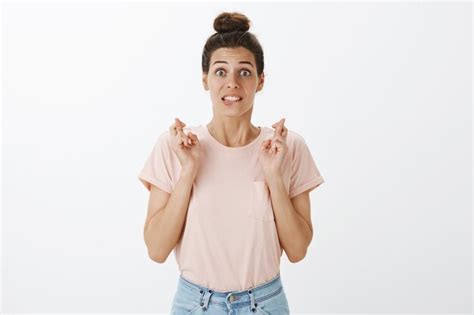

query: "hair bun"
xmin=214 ymin=12 xmax=251 ymax=33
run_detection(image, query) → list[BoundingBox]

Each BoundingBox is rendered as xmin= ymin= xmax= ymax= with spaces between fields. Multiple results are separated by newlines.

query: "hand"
xmin=169 ymin=118 xmax=201 ymax=175
xmin=258 ymin=118 xmax=288 ymax=177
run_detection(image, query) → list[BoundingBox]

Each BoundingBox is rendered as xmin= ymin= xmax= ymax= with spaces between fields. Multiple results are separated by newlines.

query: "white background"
xmin=2 ymin=1 xmax=472 ymax=314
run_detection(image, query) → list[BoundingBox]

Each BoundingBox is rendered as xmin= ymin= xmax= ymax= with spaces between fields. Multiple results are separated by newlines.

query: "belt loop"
xmin=248 ymin=289 xmax=257 ymax=312
xmin=201 ymin=289 xmax=213 ymax=311
xmin=198 ymin=288 xmax=205 ymax=299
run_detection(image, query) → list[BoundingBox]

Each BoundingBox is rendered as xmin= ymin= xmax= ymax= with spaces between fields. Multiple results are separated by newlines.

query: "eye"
xmin=215 ymin=69 xmax=225 ymax=77
xmin=240 ymin=69 xmax=251 ymax=76
xmin=214 ymin=68 xmax=252 ymax=77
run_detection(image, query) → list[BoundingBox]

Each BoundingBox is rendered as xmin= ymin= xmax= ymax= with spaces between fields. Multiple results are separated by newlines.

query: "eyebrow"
xmin=212 ymin=61 xmax=254 ymax=68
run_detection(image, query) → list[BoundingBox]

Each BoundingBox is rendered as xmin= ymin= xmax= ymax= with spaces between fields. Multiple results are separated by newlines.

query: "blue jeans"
xmin=171 ymin=273 xmax=290 ymax=314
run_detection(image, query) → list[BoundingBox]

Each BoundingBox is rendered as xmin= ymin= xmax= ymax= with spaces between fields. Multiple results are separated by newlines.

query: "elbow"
xmin=148 ymin=250 xmax=168 ymax=263
xmin=144 ymin=231 xmax=169 ymax=263
xmin=287 ymin=247 xmax=308 ymax=263
xmin=145 ymin=237 xmax=169 ymax=264
xmin=288 ymin=252 xmax=306 ymax=263
xmin=287 ymin=237 xmax=311 ymax=263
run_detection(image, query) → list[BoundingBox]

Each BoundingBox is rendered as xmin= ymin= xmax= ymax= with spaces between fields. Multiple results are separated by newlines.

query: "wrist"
xmin=181 ymin=166 xmax=198 ymax=179
xmin=263 ymin=166 xmax=282 ymax=179
xmin=264 ymin=169 xmax=283 ymax=183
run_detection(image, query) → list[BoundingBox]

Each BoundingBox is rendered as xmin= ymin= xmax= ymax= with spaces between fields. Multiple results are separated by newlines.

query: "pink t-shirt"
xmin=138 ymin=124 xmax=325 ymax=292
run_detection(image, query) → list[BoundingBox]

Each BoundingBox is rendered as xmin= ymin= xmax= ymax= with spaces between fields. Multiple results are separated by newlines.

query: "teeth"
xmin=223 ymin=96 xmax=241 ymax=101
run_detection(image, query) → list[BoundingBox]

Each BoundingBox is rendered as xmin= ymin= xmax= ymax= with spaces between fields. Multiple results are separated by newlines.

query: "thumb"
xmin=260 ymin=139 xmax=271 ymax=150
xmin=188 ymin=132 xmax=199 ymax=143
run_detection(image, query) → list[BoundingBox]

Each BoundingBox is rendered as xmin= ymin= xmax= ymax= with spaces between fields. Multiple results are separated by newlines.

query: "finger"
xmin=184 ymin=133 xmax=192 ymax=146
xmin=272 ymin=138 xmax=285 ymax=153
xmin=281 ymin=125 xmax=287 ymax=139
xmin=272 ymin=133 xmax=285 ymax=143
xmin=174 ymin=132 xmax=188 ymax=146
xmin=187 ymin=132 xmax=199 ymax=145
xmin=175 ymin=129 xmax=189 ymax=147
xmin=273 ymin=118 xmax=284 ymax=138
xmin=272 ymin=139 xmax=279 ymax=153
xmin=175 ymin=117 xmax=185 ymax=125
xmin=276 ymin=118 xmax=287 ymax=139
xmin=281 ymin=125 xmax=288 ymax=138
xmin=183 ymin=133 xmax=192 ymax=147
xmin=169 ymin=123 xmax=177 ymax=136
xmin=272 ymin=118 xmax=285 ymax=127
xmin=174 ymin=119 xmax=188 ymax=142
xmin=278 ymin=118 xmax=285 ymax=136
xmin=260 ymin=139 xmax=272 ymax=150
xmin=272 ymin=119 xmax=281 ymax=128
xmin=175 ymin=118 xmax=186 ymax=131
xmin=189 ymin=132 xmax=199 ymax=143
xmin=177 ymin=134 xmax=188 ymax=146
xmin=170 ymin=118 xmax=185 ymax=136
xmin=182 ymin=130 xmax=198 ymax=147
xmin=272 ymin=118 xmax=284 ymax=130
xmin=272 ymin=119 xmax=280 ymax=136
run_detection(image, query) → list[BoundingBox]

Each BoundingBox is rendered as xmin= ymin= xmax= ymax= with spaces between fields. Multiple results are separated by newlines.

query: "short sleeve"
xmin=288 ymin=133 xmax=325 ymax=199
xmin=138 ymin=131 xmax=174 ymax=193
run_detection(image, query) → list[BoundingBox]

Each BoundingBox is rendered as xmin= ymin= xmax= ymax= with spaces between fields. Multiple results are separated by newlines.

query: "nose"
xmin=226 ymin=73 xmax=240 ymax=89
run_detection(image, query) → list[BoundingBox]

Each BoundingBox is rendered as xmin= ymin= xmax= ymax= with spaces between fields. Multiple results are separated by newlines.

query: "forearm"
xmin=266 ymin=174 xmax=312 ymax=262
xmin=144 ymin=168 xmax=196 ymax=262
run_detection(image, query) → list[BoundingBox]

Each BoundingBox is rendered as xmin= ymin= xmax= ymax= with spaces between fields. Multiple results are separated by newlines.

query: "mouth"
xmin=221 ymin=96 xmax=243 ymax=105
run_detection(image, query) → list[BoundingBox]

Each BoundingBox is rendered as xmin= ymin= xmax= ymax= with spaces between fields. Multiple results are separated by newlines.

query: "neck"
xmin=207 ymin=120 xmax=260 ymax=147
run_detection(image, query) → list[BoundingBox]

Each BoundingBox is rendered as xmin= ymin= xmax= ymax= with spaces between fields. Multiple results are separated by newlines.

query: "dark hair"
xmin=201 ymin=12 xmax=264 ymax=76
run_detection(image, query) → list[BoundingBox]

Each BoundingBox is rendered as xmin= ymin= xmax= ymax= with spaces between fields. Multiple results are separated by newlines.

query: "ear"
xmin=256 ymin=72 xmax=265 ymax=92
xmin=202 ymin=73 xmax=209 ymax=90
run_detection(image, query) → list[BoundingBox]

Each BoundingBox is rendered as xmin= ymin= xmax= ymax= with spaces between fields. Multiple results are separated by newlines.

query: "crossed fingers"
xmin=170 ymin=117 xmax=196 ymax=147
xmin=271 ymin=118 xmax=287 ymax=143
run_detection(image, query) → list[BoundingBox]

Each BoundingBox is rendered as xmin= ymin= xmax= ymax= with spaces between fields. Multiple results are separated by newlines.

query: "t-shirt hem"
xmin=180 ymin=270 xmax=282 ymax=293
xmin=138 ymin=172 xmax=172 ymax=193
xmin=289 ymin=176 xmax=325 ymax=199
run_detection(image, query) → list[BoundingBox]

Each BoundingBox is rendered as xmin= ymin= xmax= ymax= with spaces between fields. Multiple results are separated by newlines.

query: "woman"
xmin=138 ymin=12 xmax=325 ymax=315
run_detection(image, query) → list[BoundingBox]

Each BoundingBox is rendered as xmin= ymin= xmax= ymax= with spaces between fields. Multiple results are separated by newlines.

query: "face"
xmin=202 ymin=47 xmax=264 ymax=117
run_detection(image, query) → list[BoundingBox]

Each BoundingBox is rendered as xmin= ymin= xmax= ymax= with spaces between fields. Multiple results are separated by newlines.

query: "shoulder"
xmin=286 ymin=129 xmax=311 ymax=163
xmin=286 ymin=128 xmax=306 ymax=145
xmin=279 ymin=127 xmax=307 ymax=153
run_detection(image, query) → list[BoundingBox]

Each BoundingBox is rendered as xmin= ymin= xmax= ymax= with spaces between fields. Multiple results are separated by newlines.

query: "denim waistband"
xmin=177 ymin=273 xmax=283 ymax=311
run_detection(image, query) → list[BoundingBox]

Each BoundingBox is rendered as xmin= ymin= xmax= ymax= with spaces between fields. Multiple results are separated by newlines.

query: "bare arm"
xmin=143 ymin=168 xmax=196 ymax=263
xmin=266 ymin=174 xmax=313 ymax=263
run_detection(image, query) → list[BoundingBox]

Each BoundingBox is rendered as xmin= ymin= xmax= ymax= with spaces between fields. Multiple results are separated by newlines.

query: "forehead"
xmin=210 ymin=47 xmax=255 ymax=66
